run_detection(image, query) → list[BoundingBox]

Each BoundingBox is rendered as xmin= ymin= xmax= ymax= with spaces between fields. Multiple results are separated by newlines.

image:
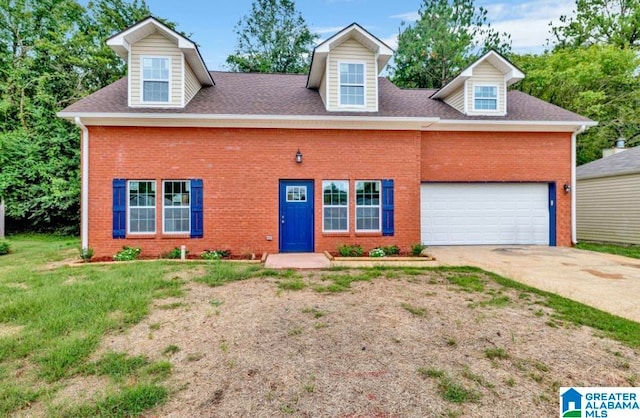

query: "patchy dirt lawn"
xmin=49 ymin=268 xmax=640 ymax=417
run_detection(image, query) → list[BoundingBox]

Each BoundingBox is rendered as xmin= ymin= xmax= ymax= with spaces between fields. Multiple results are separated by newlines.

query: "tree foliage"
xmin=390 ymin=0 xmax=511 ymax=89
xmin=0 ymin=0 xmax=162 ymax=233
xmin=226 ymin=0 xmax=317 ymax=73
xmin=552 ymin=0 xmax=640 ymax=48
xmin=531 ymin=0 xmax=640 ymax=164
xmin=513 ymin=46 xmax=640 ymax=164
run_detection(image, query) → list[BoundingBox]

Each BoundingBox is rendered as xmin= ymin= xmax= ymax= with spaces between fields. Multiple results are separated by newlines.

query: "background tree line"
xmin=1 ymin=0 xmax=638 ymax=233
xmin=0 ymin=0 xmax=174 ymax=233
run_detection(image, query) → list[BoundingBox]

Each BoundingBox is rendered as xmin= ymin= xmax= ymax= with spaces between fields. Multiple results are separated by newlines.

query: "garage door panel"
xmin=421 ymin=183 xmax=550 ymax=245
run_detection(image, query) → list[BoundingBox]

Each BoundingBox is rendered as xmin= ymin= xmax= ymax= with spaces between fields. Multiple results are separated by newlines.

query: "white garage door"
xmin=421 ymin=183 xmax=550 ymax=245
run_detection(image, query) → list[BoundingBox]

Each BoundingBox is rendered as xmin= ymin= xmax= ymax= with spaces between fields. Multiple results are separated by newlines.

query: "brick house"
xmin=58 ymin=17 xmax=595 ymax=258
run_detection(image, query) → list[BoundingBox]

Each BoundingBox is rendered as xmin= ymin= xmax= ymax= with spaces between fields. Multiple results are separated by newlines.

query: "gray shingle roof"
xmin=577 ymin=146 xmax=640 ymax=179
xmin=61 ymin=71 xmax=592 ymax=122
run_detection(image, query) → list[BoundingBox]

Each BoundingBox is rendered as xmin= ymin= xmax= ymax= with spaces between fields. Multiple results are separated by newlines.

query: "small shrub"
xmin=79 ymin=247 xmax=94 ymax=262
xmin=411 ymin=243 xmax=427 ymax=256
xmin=380 ymin=245 xmax=400 ymax=256
xmin=0 ymin=240 xmax=10 ymax=255
xmin=337 ymin=244 xmax=363 ymax=257
xmin=201 ymin=249 xmax=231 ymax=260
xmin=163 ymin=247 xmax=188 ymax=259
xmin=369 ymin=248 xmax=385 ymax=258
xmin=113 ymin=246 xmax=141 ymax=261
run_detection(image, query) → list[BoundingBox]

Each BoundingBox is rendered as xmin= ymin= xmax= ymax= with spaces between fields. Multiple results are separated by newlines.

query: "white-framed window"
xmin=142 ymin=56 xmax=170 ymax=103
xmin=339 ymin=62 xmax=365 ymax=106
xmin=355 ymin=180 xmax=381 ymax=232
xmin=163 ymin=180 xmax=190 ymax=233
xmin=286 ymin=185 xmax=307 ymax=202
xmin=473 ymin=85 xmax=498 ymax=111
xmin=323 ymin=180 xmax=348 ymax=232
xmin=128 ymin=180 xmax=156 ymax=234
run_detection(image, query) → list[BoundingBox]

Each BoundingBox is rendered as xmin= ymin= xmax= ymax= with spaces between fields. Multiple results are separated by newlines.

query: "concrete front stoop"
xmin=264 ymin=253 xmax=331 ymax=269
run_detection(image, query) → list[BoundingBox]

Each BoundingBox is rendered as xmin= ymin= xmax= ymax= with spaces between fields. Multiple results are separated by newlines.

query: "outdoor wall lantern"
xmin=295 ymin=149 xmax=303 ymax=164
xmin=564 ymin=183 xmax=571 ymax=193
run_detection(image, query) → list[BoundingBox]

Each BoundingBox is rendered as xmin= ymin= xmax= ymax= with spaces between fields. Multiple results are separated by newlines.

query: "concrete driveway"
xmin=428 ymin=246 xmax=640 ymax=323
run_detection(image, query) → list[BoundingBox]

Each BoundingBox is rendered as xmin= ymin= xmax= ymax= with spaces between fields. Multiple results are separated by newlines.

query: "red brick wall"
xmin=86 ymin=127 xmax=422 ymax=257
xmin=421 ymin=131 xmax=573 ymax=246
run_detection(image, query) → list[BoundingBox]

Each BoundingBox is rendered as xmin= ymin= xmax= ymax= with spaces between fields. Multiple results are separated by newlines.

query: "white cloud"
xmin=386 ymin=0 xmax=576 ymax=53
xmin=381 ymin=33 xmax=399 ymax=50
xmin=389 ymin=11 xmax=420 ymax=22
xmin=482 ymin=0 xmax=576 ymax=52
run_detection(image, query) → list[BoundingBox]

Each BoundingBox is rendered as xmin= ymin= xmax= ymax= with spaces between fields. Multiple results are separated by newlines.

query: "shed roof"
xmin=577 ymin=146 xmax=640 ymax=180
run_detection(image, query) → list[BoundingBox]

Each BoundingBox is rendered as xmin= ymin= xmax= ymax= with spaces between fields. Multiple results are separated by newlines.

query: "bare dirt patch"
xmin=51 ymin=269 xmax=640 ymax=417
xmin=0 ymin=323 xmax=24 ymax=338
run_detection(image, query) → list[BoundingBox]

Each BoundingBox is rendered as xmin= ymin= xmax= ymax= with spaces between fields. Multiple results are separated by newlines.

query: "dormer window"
xmin=142 ymin=56 xmax=170 ymax=103
xmin=474 ymin=85 xmax=498 ymax=111
xmin=431 ymin=51 xmax=524 ymax=116
xmin=339 ymin=62 xmax=365 ymax=106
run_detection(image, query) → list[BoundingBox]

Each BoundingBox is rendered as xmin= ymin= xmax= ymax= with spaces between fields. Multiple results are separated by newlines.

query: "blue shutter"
xmin=382 ymin=179 xmax=394 ymax=236
xmin=112 ymin=179 xmax=126 ymax=239
xmin=190 ymin=179 xmax=203 ymax=238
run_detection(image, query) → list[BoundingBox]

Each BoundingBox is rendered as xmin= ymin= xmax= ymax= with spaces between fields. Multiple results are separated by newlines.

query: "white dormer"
xmin=106 ymin=17 xmax=214 ymax=108
xmin=431 ymin=51 xmax=524 ymax=116
xmin=307 ymin=23 xmax=393 ymax=112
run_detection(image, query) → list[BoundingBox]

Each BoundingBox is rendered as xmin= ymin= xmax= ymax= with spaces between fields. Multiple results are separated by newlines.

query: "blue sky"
xmin=147 ymin=0 xmax=576 ymax=70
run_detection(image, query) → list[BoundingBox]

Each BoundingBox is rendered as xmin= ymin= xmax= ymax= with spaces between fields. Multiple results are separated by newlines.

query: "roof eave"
xmin=307 ymin=23 xmax=393 ymax=89
xmin=106 ymin=16 xmax=213 ymax=86
xmin=577 ymin=169 xmax=640 ymax=180
xmin=58 ymin=111 xmax=597 ymax=133
xmin=431 ymin=50 xmax=526 ymax=99
xmin=424 ymin=119 xmax=598 ymax=132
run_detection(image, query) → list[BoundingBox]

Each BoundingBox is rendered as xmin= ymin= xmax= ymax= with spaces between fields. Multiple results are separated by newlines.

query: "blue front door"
xmin=279 ymin=180 xmax=314 ymax=252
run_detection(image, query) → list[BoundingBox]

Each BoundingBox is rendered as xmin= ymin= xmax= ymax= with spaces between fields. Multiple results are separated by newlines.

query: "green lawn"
xmin=0 ymin=234 xmax=311 ymax=416
xmin=1 ymin=235 xmax=639 ymax=416
xmin=577 ymin=242 xmax=640 ymax=259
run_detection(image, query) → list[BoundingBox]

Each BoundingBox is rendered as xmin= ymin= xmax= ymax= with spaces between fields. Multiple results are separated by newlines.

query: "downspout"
xmin=571 ymin=125 xmax=586 ymax=245
xmin=74 ymin=117 xmax=89 ymax=250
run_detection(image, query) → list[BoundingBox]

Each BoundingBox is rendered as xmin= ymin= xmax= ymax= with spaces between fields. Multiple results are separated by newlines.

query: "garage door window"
xmin=356 ymin=181 xmax=381 ymax=231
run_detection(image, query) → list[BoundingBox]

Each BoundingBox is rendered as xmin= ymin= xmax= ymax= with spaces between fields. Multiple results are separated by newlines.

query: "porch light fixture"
xmin=295 ymin=149 xmax=303 ymax=164
xmin=564 ymin=183 xmax=571 ymax=193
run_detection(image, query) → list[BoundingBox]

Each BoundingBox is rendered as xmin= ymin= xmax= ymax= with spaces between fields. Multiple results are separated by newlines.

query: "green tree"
xmin=513 ymin=45 xmax=640 ymax=164
xmin=390 ymin=0 xmax=511 ymax=89
xmin=226 ymin=0 xmax=317 ymax=73
xmin=0 ymin=0 xmax=162 ymax=233
xmin=552 ymin=0 xmax=640 ymax=48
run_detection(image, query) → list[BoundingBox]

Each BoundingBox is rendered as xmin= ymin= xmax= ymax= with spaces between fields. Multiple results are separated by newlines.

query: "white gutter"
xmin=571 ymin=124 xmax=587 ymax=244
xmin=74 ymin=117 xmax=89 ymax=250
